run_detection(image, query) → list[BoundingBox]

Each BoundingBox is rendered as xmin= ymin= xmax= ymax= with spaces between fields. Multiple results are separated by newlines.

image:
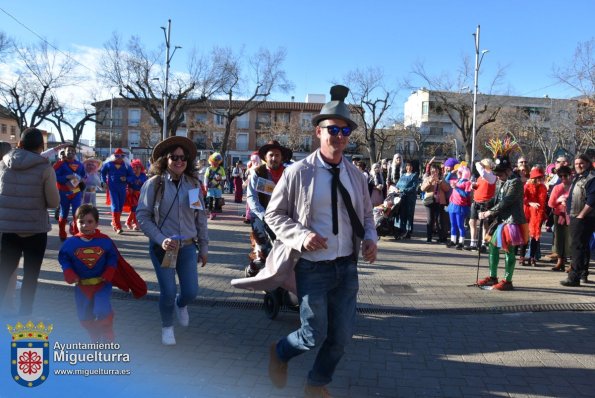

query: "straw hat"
xmin=151 ymin=136 xmax=197 ymax=163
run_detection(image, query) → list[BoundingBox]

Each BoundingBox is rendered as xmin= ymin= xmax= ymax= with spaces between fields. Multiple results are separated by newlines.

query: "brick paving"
xmin=1 ymin=192 xmax=594 ymax=398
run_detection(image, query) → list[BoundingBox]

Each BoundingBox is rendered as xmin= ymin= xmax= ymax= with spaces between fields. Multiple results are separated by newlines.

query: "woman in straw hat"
xmin=136 ymin=136 xmax=208 ymax=345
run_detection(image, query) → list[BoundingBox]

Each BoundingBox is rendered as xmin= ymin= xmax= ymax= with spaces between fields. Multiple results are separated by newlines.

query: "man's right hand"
xmin=302 ymin=232 xmax=328 ymax=252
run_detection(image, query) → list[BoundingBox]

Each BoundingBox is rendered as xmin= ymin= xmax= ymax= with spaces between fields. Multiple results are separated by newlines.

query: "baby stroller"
xmin=244 ymin=221 xmax=299 ymax=319
xmin=374 ymin=190 xmax=402 ymax=237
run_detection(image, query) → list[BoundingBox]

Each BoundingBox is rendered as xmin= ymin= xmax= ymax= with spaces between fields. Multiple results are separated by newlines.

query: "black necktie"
xmin=329 ymin=166 xmax=365 ymax=239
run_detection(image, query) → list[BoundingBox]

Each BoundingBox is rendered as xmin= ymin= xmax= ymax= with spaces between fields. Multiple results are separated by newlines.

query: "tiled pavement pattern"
xmin=1 ymin=193 xmax=594 ymax=398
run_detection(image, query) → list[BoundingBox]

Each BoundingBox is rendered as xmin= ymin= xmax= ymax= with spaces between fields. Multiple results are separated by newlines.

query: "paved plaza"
xmin=1 ymin=192 xmax=594 ymax=398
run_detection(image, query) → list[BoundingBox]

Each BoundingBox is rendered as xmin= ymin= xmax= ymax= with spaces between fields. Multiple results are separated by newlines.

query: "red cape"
xmin=75 ymin=230 xmax=147 ymax=298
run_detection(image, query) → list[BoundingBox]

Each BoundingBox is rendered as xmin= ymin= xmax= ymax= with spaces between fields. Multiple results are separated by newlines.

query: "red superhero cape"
xmin=75 ymin=230 xmax=147 ymax=298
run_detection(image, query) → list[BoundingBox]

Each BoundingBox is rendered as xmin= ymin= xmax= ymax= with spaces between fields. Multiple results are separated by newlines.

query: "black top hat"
xmin=311 ymin=85 xmax=358 ymax=130
xmin=493 ymin=156 xmax=512 ymax=172
xmin=258 ymin=140 xmax=293 ymax=161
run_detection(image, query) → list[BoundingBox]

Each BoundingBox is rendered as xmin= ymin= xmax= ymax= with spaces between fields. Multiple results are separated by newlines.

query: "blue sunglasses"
xmin=321 ymin=125 xmax=352 ymax=137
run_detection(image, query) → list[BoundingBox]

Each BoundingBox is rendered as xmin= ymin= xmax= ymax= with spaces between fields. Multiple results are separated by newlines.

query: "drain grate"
xmin=380 ymin=284 xmax=417 ymax=294
xmin=39 ymin=283 xmax=595 ymax=316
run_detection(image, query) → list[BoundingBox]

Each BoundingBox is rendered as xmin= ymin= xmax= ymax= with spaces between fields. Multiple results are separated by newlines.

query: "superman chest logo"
xmin=69 ymin=163 xmax=80 ymax=172
xmin=74 ymin=247 xmax=104 ymax=269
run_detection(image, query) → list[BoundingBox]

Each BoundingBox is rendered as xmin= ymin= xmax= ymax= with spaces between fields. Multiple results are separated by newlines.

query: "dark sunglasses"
xmin=114 ymin=154 xmax=124 ymax=158
xmin=322 ymin=125 xmax=352 ymax=136
xmin=168 ymin=154 xmax=188 ymax=162
xmin=558 ymin=174 xmax=569 ymax=178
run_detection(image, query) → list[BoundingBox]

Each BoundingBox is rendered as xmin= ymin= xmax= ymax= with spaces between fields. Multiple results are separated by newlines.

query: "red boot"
xmin=58 ymin=217 xmax=68 ymax=241
xmin=125 ymin=212 xmax=134 ymax=230
xmin=80 ymin=319 xmax=102 ymax=342
xmin=112 ymin=212 xmax=123 ymax=234
xmin=95 ymin=313 xmax=115 ymax=342
xmin=69 ymin=220 xmax=79 ymax=235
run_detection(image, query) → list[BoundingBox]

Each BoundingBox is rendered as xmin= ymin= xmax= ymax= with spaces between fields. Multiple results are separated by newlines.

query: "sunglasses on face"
xmin=168 ymin=155 xmax=188 ymax=162
xmin=114 ymin=154 xmax=124 ymax=158
xmin=321 ymin=125 xmax=352 ymax=137
xmin=558 ymin=174 xmax=569 ymax=178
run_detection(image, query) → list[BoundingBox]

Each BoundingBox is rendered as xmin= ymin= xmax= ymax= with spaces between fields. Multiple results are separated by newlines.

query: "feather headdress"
xmin=484 ymin=137 xmax=521 ymax=158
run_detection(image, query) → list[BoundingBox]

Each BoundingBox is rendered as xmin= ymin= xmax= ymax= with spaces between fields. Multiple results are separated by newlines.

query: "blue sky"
xmin=1 ymin=0 xmax=594 ymax=139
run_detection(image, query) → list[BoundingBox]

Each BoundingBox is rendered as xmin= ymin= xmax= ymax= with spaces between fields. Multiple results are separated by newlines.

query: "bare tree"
xmin=483 ymin=99 xmax=577 ymax=163
xmin=0 ymin=41 xmax=74 ymax=133
xmin=99 ymin=33 xmax=221 ymax=138
xmin=207 ymin=46 xmax=293 ymax=158
xmin=554 ymin=38 xmax=595 ymax=155
xmin=409 ymin=58 xmax=506 ymax=162
xmin=256 ymin=118 xmax=308 ymax=153
xmin=44 ymin=106 xmax=98 ymax=147
xmin=343 ymin=67 xmax=394 ymax=164
xmin=0 ymin=31 xmax=12 ymax=56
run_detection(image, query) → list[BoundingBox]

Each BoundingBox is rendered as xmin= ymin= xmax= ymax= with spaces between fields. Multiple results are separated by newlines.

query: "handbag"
xmin=422 ymin=193 xmax=435 ymax=206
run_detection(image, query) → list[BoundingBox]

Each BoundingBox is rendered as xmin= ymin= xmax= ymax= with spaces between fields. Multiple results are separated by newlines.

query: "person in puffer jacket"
xmin=0 ymin=128 xmax=60 ymax=315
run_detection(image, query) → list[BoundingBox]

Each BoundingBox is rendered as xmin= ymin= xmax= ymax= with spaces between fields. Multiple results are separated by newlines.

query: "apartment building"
xmin=403 ymin=88 xmax=578 ymax=161
xmin=92 ymin=96 xmax=363 ymax=164
xmin=0 ymin=105 xmax=19 ymax=147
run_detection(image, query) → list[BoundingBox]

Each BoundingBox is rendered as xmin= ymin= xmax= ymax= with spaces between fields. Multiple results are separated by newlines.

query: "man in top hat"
xmin=55 ymin=145 xmax=86 ymax=240
xmin=101 ymin=148 xmax=133 ymax=234
xmin=265 ymin=85 xmax=377 ymax=397
xmin=244 ymin=140 xmax=292 ymax=278
xmin=478 ymin=155 xmax=528 ymax=291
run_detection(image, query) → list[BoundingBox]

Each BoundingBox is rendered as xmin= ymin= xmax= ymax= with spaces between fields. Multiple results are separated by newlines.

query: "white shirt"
xmin=301 ymin=152 xmax=355 ymax=262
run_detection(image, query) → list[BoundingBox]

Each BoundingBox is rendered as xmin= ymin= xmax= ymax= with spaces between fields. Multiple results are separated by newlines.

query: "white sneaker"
xmin=161 ymin=326 xmax=176 ymax=345
xmin=175 ymin=300 xmax=189 ymax=327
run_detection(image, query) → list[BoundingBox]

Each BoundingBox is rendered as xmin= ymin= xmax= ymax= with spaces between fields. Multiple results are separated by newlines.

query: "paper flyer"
xmin=188 ymin=188 xmax=204 ymax=210
xmin=255 ymin=177 xmax=276 ymax=196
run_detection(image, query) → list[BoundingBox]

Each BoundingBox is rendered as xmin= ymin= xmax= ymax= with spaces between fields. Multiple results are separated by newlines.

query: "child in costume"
xmin=204 ymin=152 xmax=226 ymax=219
xmin=446 ymin=163 xmax=472 ymax=249
xmin=101 ymin=148 xmax=133 ymax=234
xmin=55 ymin=145 xmax=86 ymax=240
xmin=82 ymin=158 xmax=102 ymax=207
xmin=59 ymin=205 xmax=118 ymax=342
xmin=125 ymin=159 xmax=147 ymax=231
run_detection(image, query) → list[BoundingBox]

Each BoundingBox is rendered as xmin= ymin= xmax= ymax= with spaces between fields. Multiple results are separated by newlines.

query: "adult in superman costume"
xmin=101 ymin=148 xmax=133 ymax=234
xmin=54 ymin=145 xmax=86 ymax=240
xmin=59 ymin=205 xmax=147 ymax=342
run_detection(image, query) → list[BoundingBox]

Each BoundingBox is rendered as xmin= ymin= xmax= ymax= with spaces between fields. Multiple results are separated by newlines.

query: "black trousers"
xmin=0 ymin=232 xmax=48 ymax=315
xmin=569 ymin=217 xmax=594 ymax=281
xmin=425 ymin=203 xmax=447 ymax=240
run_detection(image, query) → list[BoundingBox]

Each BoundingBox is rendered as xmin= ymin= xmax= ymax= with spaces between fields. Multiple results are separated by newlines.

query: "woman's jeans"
xmin=149 ymin=243 xmax=198 ymax=327
xmin=0 ymin=233 xmax=47 ymax=315
xmin=276 ymin=255 xmax=358 ymax=386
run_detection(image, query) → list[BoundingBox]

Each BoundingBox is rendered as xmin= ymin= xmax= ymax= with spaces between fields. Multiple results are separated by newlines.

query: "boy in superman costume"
xmin=59 ymin=204 xmax=147 ymax=342
xmin=55 ymin=145 xmax=86 ymax=240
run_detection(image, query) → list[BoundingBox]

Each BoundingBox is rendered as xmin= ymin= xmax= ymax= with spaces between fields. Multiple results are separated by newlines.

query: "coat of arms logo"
xmin=7 ymin=321 xmax=53 ymax=387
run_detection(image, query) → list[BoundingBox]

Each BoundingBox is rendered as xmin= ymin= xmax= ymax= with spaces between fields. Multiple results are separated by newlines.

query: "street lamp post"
xmin=452 ymin=138 xmax=458 ymax=158
xmin=471 ymin=25 xmax=488 ymax=166
xmin=161 ymin=19 xmax=181 ymax=141
xmin=109 ymin=92 xmax=114 ymax=154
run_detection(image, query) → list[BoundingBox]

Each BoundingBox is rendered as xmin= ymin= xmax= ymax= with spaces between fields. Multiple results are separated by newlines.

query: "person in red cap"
xmin=520 ymin=166 xmax=547 ymax=266
xmin=101 ymin=148 xmax=133 ymax=234
xmin=125 ymin=159 xmax=147 ymax=230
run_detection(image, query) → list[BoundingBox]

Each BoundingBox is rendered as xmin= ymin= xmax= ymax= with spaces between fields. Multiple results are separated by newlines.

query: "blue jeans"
xmin=149 ymin=243 xmax=198 ymax=327
xmin=276 ymin=255 xmax=359 ymax=386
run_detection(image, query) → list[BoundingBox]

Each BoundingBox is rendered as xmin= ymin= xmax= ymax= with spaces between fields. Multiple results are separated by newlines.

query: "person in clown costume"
xmin=82 ymin=158 xmax=103 ymax=207
xmin=101 ymin=148 xmax=133 ymax=234
xmin=125 ymin=159 xmax=148 ymax=230
xmin=478 ymin=138 xmax=529 ymax=291
xmin=204 ymin=152 xmax=226 ymax=219
xmin=55 ymin=145 xmax=86 ymax=240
